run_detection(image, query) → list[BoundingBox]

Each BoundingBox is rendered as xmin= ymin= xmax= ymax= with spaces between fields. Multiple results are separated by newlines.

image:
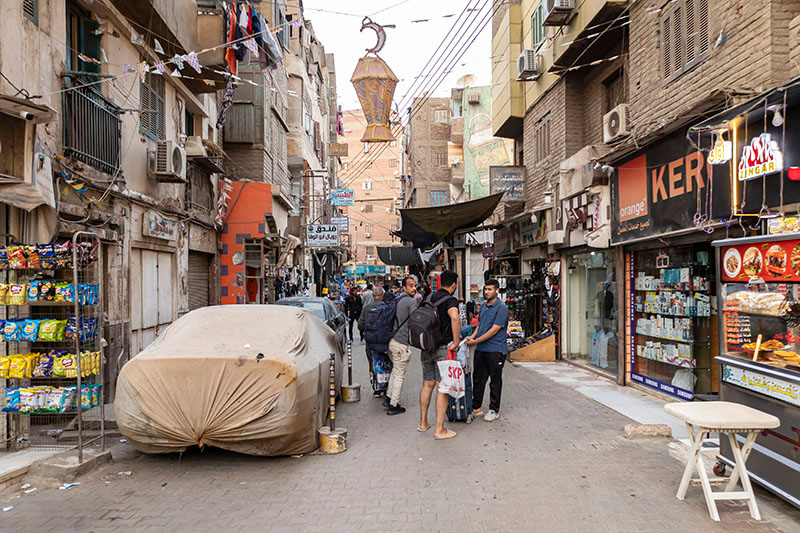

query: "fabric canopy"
xmin=394 ymin=193 xmax=504 ymax=248
xmin=377 ymin=246 xmax=423 ymax=266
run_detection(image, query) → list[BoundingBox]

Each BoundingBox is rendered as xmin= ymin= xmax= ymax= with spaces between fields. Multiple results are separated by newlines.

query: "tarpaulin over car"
xmin=115 ymin=305 xmax=342 ymax=456
xmin=393 ymin=193 xmax=504 ymax=248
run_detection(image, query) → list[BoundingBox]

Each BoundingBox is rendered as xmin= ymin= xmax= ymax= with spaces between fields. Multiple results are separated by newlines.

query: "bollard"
xmin=318 ymin=352 xmax=347 ymax=453
xmin=341 ymin=341 xmax=361 ymax=402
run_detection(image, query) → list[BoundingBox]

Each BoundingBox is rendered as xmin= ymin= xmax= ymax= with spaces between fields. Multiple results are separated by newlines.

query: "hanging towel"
xmin=224 ymin=3 xmax=238 ymax=75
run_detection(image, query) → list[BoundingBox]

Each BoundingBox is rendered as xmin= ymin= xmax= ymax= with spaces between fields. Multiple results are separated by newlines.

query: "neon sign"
xmin=707 ymin=140 xmax=732 ymax=165
xmin=738 ymin=133 xmax=783 ymax=181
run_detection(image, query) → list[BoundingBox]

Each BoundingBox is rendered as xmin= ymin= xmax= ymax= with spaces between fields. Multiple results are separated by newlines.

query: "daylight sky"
xmin=301 ymin=0 xmax=492 ymax=114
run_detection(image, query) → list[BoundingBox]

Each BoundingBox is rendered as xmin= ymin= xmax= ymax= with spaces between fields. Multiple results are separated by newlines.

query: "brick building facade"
xmin=404 ymin=97 xmax=453 ymax=208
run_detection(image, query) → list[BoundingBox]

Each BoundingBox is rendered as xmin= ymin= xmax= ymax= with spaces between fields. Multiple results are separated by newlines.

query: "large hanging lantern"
xmin=351 ymin=18 xmax=398 ymax=143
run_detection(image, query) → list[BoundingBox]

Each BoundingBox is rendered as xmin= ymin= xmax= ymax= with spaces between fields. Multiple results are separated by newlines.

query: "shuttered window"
xmin=188 ymin=252 xmax=212 ymax=311
xmin=140 ymin=72 xmax=165 ymax=141
xmin=660 ymin=0 xmax=710 ymax=86
xmin=531 ymin=3 xmax=545 ymax=51
xmin=23 ymin=0 xmax=38 ymax=26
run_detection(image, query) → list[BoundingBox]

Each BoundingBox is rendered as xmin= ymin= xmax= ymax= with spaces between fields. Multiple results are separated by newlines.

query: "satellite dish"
xmin=456 ymin=74 xmax=476 ymax=88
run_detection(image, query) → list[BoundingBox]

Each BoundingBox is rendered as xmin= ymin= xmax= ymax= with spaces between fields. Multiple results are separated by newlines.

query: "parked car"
xmin=273 ymin=296 xmax=347 ymax=354
xmin=115 ymin=305 xmax=342 ymax=456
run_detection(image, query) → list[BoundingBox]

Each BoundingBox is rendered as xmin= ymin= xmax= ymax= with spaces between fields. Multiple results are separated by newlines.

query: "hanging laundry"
xmin=260 ymin=15 xmax=283 ymax=69
xmin=236 ymin=3 xmax=249 ymax=64
xmin=246 ymin=4 xmax=254 ymax=34
xmin=153 ymin=38 xmax=165 ymax=55
xmin=153 ymin=60 xmax=166 ymax=74
xmin=224 ymin=2 xmax=238 ymax=75
xmin=243 ymin=38 xmax=259 ymax=58
xmin=185 ymin=52 xmax=202 ymax=73
xmin=216 ymin=70 xmax=236 ymax=134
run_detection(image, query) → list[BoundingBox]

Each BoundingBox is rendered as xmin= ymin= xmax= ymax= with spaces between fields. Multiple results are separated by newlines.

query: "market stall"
xmin=713 ymin=233 xmax=800 ymax=509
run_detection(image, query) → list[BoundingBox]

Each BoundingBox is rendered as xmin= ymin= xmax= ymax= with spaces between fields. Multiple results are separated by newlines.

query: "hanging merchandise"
xmin=350 ymin=18 xmax=398 ymax=142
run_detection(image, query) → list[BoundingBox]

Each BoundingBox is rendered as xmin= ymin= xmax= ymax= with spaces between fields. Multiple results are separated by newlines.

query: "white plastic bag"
xmin=437 ymin=358 xmax=465 ymax=399
xmin=456 ymin=340 xmax=469 ymax=369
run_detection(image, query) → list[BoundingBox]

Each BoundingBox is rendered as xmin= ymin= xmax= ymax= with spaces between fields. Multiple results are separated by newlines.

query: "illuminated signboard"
xmin=738 ymin=133 xmax=783 ymax=181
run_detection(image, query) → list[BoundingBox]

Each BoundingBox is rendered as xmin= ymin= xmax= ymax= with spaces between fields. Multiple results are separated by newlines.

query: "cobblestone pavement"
xmin=2 ymin=342 xmax=800 ymax=532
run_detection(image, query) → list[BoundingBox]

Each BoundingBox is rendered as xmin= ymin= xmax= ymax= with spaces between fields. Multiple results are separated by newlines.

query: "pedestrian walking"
xmin=359 ymin=286 xmax=384 ymax=388
xmin=415 ymin=270 xmax=460 ymax=439
xmin=361 ymin=283 xmax=374 ymax=306
xmin=466 ymin=279 xmax=509 ymax=422
xmin=344 ymin=288 xmax=363 ymax=342
xmin=384 ymin=276 xmax=418 ymax=415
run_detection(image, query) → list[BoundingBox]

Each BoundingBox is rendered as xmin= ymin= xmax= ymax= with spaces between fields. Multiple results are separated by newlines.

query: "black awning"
xmin=377 ymin=246 xmax=423 ymax=266
xmin=394 ymin=193 xmax=504 ymax=248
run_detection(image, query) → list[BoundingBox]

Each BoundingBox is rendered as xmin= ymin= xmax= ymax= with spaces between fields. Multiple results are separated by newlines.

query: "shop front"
xmin=611 ymin=127 xmax=731 ymax=400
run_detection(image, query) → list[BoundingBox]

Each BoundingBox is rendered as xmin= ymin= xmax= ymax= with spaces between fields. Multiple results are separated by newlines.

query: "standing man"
xmin=466 ymin=279 xmax=509 ymax=422
xmin=418 ymin=270 xmax=460 ymax=440
xmin=359 ymin=286 xmax=384 ymax=389
xmin=344 ymin=288 xmax=362 ymax=342
xmin=361 ymin=283 xmax=374 ymax=306
xmin=385 ymin=276 xmax=417 ymax=415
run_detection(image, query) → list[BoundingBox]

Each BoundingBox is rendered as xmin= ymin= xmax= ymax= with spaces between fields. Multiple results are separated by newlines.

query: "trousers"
xmin=386 ymin=339 xmax=412 ymax=407
xmin=472 ymin=350 xmax=506 ymax=412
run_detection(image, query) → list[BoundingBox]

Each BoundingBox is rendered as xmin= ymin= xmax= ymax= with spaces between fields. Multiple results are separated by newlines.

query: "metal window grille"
xmin=431 ymin=190 xmax=448 ymax=206
xmin=23 ymin=0 xmax=38 ymax=26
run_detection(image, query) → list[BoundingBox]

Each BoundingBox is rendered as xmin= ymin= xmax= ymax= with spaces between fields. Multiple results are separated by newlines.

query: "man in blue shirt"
xmin=466 ymin=279 xmax=509 ymax=422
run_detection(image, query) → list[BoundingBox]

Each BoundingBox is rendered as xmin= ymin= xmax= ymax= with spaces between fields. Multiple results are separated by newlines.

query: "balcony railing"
xmin=62 ymin=72 xmax=122 ymax=176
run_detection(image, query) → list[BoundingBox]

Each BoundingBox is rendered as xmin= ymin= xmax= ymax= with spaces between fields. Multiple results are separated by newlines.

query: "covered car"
xmin=114 ymin=305 xmax=342 ymax=456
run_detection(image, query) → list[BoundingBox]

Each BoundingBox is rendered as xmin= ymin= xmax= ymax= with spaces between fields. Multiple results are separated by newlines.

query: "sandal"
xmin=417 ymin=424 xmax=431 ymax=432
xmin=434 ymin=429 xmax=457 ymax=440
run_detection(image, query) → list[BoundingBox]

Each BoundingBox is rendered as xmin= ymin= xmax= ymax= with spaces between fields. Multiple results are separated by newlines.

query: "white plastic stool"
xmin=664 ymin=401 xmax=780 ymax=521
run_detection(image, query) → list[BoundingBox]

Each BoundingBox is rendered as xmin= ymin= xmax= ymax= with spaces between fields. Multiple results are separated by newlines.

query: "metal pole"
xmin=328 ymin=352 xmax=336 ymax=432
xmin=347 ymin=341 xmax=353 ymax=385
xmin=72 ymin=233 xmax=83 ymax=464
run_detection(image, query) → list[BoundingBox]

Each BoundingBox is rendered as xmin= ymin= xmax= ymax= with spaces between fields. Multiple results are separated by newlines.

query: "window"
xmin=431 ymin=190 xmax=448 ymax=206
xmin=67 ymin=3 xmax=99 ymax=72
xmin=140 ymin=72 xmax=165 ymax=141
xmin=274 ymin=3 xmax=289 ymax=50
xmin=365 ymin=225 xmax=373 ymax=235
xmin=365 ymin=246 xmax=376 ymax=255
xmin=535 ymin=113 xmax=551 ymax=162
xmin=433 ymin=151 xmax=448 ymax=167
xmin=184 ymin=109 xmax=195 ymax=137
xmin=661 ymin=0 xmax=710 ymax=86
xmin=389 ymin=158 xmax=398 ymax=167
xmin=434 ymin=109 xmax=449 ymax=123
xmin=364 ymin=204 xmax=373 ymax=213
xmin=363 ymin=142 xmax=370 ymax=153
xmin=604 ymin=69 xmax=625 ymax=113
xmin=23 ymin=0 xmax=38 ymax=26
xmin=531 ymin=3 xmax=546 ymax=51
xmin=362 ymin=180 xmax=372 ymax=190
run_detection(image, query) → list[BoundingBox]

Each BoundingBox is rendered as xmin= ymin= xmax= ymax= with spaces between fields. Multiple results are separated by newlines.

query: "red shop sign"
xmin=721 ymin=238 xmax=800 ymax=282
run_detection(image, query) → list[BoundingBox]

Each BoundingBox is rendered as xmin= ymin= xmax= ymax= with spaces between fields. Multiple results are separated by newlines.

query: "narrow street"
xmin=3 ymin=343 xmax=799 ymax=532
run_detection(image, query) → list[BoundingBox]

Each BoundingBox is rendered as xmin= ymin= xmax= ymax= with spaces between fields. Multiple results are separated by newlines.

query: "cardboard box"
xmin=509 ymin=335 xmax=556 ymax=362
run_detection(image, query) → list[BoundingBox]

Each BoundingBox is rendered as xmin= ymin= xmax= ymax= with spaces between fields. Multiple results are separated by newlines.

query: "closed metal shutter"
xmin=188 ymin=252 xmax=211 ymax=311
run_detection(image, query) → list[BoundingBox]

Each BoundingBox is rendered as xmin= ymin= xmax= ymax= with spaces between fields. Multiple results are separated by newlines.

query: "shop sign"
xmin=339 ymin=233 xmax=351 ymax=247
xmin=489 ymin=166 xmax=525 ymax=202
xmin=738 ymin=133 xmax=783 ymax=181
xmin=720 ymin=237 xmax=800 ymax=282
xmin=722 ymin=364 xmax=800 ymax=407
xmin=768 ymin=217 xmax=800 ymax=235
xmin=707 ymin=140 xmax=732 ymax=165
xmin=331 ymin=216 xmax=349 ymax=232
xmin=330 ymin=189 xmax=355 ymax=206
xmin=329 ymin=143 xmax=349 ymax=157
xmin=142 ymin=211 xmax=176 ymax=240
xmin=611 ymin=129 xmax=728 ymax=243
xmin=518 ymin=212 xmax=547 ymax=247
xmin=306 ymin=224 xmax=339 ymax=247
xmin=630 ymin=373 xmax=694 ymax=400
xmin=482 ymin=242 xmax=494 ymax=258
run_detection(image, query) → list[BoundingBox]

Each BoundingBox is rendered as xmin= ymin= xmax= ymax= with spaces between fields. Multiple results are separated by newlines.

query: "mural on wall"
xmin=462 ymin=87 xmax=515 ymax=198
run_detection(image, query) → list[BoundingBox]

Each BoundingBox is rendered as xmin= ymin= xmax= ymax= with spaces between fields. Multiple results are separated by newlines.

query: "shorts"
xmin=421 ymin=345 xmax=448 ymax=382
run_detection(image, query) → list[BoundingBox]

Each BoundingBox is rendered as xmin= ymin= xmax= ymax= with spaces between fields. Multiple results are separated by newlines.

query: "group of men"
xmin=343 ymin=271 xmax=510 ymax=440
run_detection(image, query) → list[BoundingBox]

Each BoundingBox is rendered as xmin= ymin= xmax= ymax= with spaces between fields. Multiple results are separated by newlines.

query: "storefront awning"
xmin=394 ymin=193 xmax=504 ymax=248
xmin=377 ymin=246 xmax=423 ymax=266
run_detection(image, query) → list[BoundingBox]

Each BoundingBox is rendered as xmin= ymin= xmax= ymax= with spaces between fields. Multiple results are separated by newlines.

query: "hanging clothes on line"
xmin=224 ymin=3 xmax=238 ymax=75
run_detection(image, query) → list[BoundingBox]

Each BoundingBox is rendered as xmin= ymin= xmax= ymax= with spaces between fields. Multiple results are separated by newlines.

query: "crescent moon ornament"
xmin=360 ymin=17 xmax=386 ymax=55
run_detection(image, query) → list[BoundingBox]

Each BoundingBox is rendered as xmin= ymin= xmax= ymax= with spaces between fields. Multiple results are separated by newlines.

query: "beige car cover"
xmin=114 ymin=305 xmax=342 ymax=456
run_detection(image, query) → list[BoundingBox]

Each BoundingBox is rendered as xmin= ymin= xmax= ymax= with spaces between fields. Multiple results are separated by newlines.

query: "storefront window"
xmin=565 ymin=251 xmax=618 ymax=375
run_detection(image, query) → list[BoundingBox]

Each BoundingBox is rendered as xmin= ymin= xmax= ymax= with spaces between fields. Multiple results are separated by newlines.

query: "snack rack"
xmin=712 ymin=233 xmax=800 ymax=509
xmin=1 ymin=232 xmax=104 ymax=462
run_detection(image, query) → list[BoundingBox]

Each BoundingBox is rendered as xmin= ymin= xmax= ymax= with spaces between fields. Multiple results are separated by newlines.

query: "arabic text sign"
xmin=722 ymin=364 xmax=800 ymax=407
xmin=306 ymin=224 xmax=339 ymax=247
xmin=331 ymin=216 xmax=349 ymax=232
xmin=489 ymin=166 xmax=525 ymax=202
xmin=330 ymin=189 xmax=355 ymax=206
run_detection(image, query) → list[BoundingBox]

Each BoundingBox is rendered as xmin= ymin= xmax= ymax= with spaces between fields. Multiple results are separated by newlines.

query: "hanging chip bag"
xmin=0 ymin=356 xmax=10 ymax=378
xmin=24 ymin=245 xmax=39 ymax=268
xmin=32 ymin=353 xmax=54 ymax=377
xmin=37 ymin=243 xmax=55 ymax=269
xmin=7 ymin=284 xmax=26 ymax=305
xmin=4 ymin=320 xmax=22 ymax=341
xmin=21 ymin=319 xmax=41 ymax=342
xmin=7 ymin=245 xmax=26 ymax=269
xmin=2 ymin=388 xmax=20 ymax=412
xmin=38 ymin=319 xmax=66 ymax=341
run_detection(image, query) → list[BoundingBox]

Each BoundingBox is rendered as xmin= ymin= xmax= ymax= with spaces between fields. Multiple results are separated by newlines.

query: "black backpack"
xmin=408 ymin=292 xmax=452 ymax=351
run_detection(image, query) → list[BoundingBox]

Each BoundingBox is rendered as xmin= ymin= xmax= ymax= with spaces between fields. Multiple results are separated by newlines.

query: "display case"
xmin=628 ymin=244 xmax=716 ymax=399
xmin=713 ymin=233 xmax=800 ymax=509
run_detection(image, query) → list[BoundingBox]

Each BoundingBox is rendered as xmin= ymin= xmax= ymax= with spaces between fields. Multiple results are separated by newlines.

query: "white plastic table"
xmin=664 ymin=401 xmax=780 ymax=521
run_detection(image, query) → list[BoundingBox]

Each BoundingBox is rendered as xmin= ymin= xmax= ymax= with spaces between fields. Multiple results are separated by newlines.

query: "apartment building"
xmin=339 ymin=109 xmax=402 ymax=269
xmin=403 ymin=97 xmax=453 ymax=208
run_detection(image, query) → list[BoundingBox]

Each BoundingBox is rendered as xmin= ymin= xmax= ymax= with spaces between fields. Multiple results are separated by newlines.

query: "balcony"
xmin=550 ymin=0 xmax=627 ymax=72
xmin=62 ymin=72 xmax=122 ymax=176
xmin=450 ymin=162 xmax=465 ymax=185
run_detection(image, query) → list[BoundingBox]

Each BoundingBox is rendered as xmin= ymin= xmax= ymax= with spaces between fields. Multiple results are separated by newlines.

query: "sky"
xmin=301 ymin=0 xmax=493 ymax=114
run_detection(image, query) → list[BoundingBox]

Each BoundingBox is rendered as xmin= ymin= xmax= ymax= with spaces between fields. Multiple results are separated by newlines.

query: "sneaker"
xmin=382 ymin=397 xmax=391 ymax=408
xmin=386 ymin=404 xmax=406 ymax=415
xmin=472 ymin=407 xmax=484 ymax=417
xmin=373 ymin=390 xmax=383 ymax=398
xmin=484 ymin=410 xmax=499 ymax=422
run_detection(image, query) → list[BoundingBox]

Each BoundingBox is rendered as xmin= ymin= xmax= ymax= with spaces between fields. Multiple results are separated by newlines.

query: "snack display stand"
xmin=1 ymin=232 xmax=104 ymax=462
xmin=712 ymin=233 xmax=800 ymax=509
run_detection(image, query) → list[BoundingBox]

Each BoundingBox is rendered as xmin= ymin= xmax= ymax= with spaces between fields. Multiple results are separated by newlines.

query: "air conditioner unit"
xmin=543 ymin=0 xmax=577 ymax=26
xmin=603 ymin=104 xmax=631 ymax=144
xmin=151 ymin=140 xmax=187 ymax=182
xmin=467 ymin=93 xmax=480 ymax=105
xmin=516 ymin=50 xmax=541 ymax=81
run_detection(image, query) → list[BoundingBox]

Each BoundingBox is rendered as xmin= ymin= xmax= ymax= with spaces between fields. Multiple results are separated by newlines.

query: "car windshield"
xmin=278 ymin=301 xmax=327 ymax=321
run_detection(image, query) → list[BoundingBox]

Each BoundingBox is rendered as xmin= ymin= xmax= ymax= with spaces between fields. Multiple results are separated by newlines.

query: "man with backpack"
xmin=383 ymin=276 xmax=418 ymax=415
xmin=408 ymin=270 xmax=460 ymax=440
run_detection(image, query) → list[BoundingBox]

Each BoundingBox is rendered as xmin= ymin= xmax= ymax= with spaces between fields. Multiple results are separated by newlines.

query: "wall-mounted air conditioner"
xmin=603 ymin=104 xmax=631 ymax=144
xmin=543 ymin=0 xmax=577 ymax=26
xmin=150 ymin=140 xmax=187 ymax=183
xmin=516 ymin=50 xmax=541 ymax=81
xmin=467 ymin=93 xmax=480 ymax=105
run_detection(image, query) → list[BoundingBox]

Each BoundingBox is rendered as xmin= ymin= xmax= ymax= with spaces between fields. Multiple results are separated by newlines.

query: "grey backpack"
xmin=408 ymin=293 xmax=450 ymax=351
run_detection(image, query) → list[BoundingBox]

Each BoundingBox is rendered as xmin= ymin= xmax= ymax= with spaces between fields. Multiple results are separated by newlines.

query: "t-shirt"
xmin=475 ymin=300 xmax=509 ymax=353
xmin=361 ymin=290 xmax=374 ymax=307
xmin=432 ymin=289 xmax=459 ymax=347
xmin=392 ymin=293 xmax=416 ymax=345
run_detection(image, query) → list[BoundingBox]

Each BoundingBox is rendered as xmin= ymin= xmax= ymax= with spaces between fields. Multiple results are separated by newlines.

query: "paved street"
xmin=2 ymin=342 xmax=799 ymax=532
